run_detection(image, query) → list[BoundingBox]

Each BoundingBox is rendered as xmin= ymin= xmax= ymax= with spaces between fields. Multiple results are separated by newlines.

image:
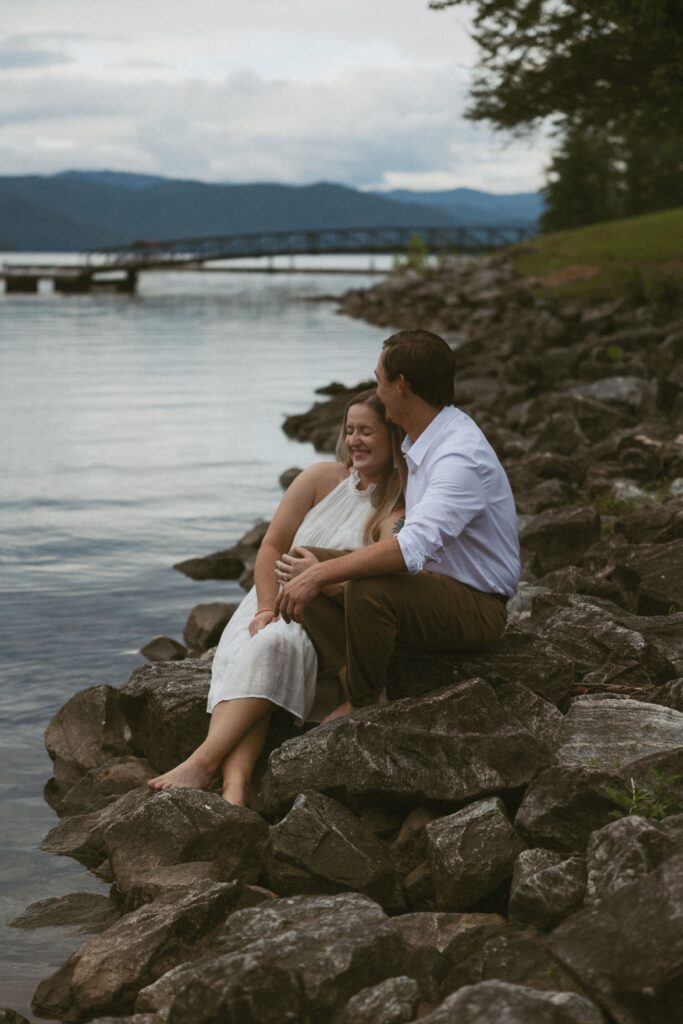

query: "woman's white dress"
xmin=207 ymin=470 xmax=375 ymax=724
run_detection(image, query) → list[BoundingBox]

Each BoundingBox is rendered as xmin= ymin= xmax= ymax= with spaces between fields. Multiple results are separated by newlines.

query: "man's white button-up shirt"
xmin=396 ymin=405 xmax=521 ymax=597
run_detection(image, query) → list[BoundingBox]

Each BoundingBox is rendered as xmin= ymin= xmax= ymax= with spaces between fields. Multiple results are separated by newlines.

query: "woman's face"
xmin=344 ymin=403 xmax=393 ymax=480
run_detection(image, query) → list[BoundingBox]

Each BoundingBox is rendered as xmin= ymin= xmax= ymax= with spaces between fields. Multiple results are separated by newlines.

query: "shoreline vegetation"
xmin=6 ymin=213 xmax=683 ymax=1023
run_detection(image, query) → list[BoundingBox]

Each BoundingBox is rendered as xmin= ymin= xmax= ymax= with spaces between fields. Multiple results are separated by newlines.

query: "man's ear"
xmin=397 ymin=374 xmax=410 ymax=396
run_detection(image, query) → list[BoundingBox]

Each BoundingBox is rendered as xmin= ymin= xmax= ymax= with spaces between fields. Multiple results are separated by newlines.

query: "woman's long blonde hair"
xmin=335 ymin=389 xmax=406 ymax=544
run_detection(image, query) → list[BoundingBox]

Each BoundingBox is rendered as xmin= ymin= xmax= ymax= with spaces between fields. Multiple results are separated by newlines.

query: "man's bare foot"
xmin=321 ymin=700 xmax=354 ymax=723
xmin=222 ymin=781 xmax=248 ymax=806
xmin=147 ymin=756 xmax=214 ymax=792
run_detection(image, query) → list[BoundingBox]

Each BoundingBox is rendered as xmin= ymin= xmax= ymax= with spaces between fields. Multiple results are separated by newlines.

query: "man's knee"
xmin=346 ymin=576 xmax=393 ymax=616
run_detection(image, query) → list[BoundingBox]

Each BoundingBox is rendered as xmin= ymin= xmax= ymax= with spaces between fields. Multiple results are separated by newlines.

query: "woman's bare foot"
xmin=147 ymin=755 xmax=214 ymax=792
xmin=321 ymin=699 xmax=354 ymax=723
xmin=222 ymin=780 xmax=248 ymax=806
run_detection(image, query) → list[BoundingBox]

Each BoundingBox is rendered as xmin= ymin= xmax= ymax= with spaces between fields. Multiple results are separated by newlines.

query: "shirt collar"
xmin=401 ymin=405 xmax=457 ymax=467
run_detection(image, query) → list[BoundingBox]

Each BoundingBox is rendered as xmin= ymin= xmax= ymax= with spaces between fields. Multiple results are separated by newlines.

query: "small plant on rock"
xmin=605 ymin=769 xmax=683 ymax=821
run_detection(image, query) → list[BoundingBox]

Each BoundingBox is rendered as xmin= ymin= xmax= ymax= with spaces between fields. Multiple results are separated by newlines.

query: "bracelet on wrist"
xmin=256 ymin=608 xmax=273 ymax=615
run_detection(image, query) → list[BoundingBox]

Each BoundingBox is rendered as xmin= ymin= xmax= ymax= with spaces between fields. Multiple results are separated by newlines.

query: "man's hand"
xmin=274 ymin=564 xmax=324 ymax=623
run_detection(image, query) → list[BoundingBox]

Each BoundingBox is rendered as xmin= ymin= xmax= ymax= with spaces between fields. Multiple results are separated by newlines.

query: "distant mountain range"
xmin=0 ymin=171 xmax=543 ymax=252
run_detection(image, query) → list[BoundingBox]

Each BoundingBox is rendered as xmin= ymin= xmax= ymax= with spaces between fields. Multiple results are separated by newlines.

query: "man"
xmin=274 ymin=329 xmax=520 ymax=720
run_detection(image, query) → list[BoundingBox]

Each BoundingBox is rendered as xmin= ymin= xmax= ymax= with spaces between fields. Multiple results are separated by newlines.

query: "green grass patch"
xmin=510 ymin=207 xmax=683 ymax=303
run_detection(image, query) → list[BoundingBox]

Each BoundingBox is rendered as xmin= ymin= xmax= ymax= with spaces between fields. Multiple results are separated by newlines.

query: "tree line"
xmin=430 ymin=0 xmax=683 ymax=229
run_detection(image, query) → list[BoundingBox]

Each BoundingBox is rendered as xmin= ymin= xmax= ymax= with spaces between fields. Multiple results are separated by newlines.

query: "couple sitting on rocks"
xmin=149 ymin=330 xmax=521 ymax=804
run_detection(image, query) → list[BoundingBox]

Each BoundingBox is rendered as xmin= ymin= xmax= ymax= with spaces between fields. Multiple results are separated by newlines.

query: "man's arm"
xmin=274 ymin=537 xmax=406 ymax=623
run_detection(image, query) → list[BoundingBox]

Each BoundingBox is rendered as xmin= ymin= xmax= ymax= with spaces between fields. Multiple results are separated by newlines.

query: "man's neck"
xmin=401 ymin=403 xmax=444 ymax=443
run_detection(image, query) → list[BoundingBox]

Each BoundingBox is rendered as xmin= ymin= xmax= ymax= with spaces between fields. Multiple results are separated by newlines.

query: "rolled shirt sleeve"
xmin=396 ymin=453 xmax=485 ymax=573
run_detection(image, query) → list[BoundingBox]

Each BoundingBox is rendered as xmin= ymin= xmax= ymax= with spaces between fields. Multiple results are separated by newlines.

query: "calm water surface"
xmin=0 ymin=261 xmax=388 ymax=1017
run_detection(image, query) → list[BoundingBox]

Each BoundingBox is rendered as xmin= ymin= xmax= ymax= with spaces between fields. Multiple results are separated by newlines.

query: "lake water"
xmin=0 ymin=258 xmax=389 ymax=1018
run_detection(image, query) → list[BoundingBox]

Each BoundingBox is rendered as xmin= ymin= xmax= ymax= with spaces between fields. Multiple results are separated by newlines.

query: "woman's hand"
xmin=275 ymin=547 xmax=319 ymax=585
xmin=248 ymin=609 xmax=277 ymax=637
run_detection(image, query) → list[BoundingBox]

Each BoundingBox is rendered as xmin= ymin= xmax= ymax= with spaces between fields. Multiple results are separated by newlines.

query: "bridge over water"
xmin=2 ymin=223 xmax=532 ymax=294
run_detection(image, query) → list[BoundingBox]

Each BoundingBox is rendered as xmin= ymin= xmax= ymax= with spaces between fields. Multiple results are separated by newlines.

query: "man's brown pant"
xmin=301 ymin=547 xmax=507 ymax=707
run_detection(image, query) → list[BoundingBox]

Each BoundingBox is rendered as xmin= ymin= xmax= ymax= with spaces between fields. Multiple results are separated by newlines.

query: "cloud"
xmin=0 ymin=35 xmax=72 ymax=69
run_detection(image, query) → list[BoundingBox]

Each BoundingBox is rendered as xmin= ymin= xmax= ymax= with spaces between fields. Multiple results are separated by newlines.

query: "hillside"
xmin=379 ymin=186 xmax=543 ymax=227
xmin=0 ymin=171 xmax=542 ymax=252
xmin=511 ymin=207 xmax=683 ymax=300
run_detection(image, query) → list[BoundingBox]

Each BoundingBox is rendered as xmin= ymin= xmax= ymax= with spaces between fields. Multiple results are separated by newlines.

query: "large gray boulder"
xmin=41 ymin=788 xmax=151 ymax=869
xmin=515 ymin=766 xmax=623 ymax=853
xmin=333 ymin=977 xmax=419 ymax=1024
xmin=427 ymin=798 xmax=525 ymax=911
xmin=10 ymin=892 xmax=119 ymax=934
xmin=261 ymin=680 xmax=554 ymax=815
xmin=265 ymin=791 xmax=395 ymax=904
xmin=119 ymin=660 xmax=211 ymax=772
xmin=519 ymin=506 xmax=601 ymax=576
xmin=509 ymin=850 xmax=586 ymax=929
xmin=538 ymin=601 xmax=676 ymax=691
xmin=45 ymin=685 xmax=131 ymax=796
xmin=610 ymin=538 xmax=683 ymax=614
xmin=555 ymin=698 xmax=683 ymax=768
xmin=183 ymin=602 xmax=237 ymax=652
xmin=391 ymin=912 xmax=505 ymax=1002
xmin=585 ymin=815 xmax=678 ymax=905
xmin=102 ymin=788 xmax=268 ymax=893
xmin=420 ymin=980 xmax=606 ymax=1024
xmin=60 ymin=756 xmax=156 ymax=816
xmin=137 ymin=893 xmax=413 ymax=1024
xmin=32 ymin=881 xmax=266 ymax=1023
xmin=549 ymin=847 xmax=683 ymax=1024
xmin=388 ymin=630 xmax=574 ymax=706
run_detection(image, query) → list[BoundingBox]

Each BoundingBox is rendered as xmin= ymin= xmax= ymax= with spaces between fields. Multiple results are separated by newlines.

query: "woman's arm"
xmin=249 ymin=463 xmax=345 ymax=635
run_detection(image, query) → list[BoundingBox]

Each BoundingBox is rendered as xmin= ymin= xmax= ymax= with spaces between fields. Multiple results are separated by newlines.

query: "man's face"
xmin=374 ymin=351 xmax=401 ymax=422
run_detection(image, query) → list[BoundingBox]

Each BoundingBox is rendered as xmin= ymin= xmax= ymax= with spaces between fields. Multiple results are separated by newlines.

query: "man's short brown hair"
xmin=382 ymin=330 xmax=455 ymax=408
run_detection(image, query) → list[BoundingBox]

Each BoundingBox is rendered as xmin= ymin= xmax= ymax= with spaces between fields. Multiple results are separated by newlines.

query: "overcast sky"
xmin=0 ymin=1 xmax=550 ymax=192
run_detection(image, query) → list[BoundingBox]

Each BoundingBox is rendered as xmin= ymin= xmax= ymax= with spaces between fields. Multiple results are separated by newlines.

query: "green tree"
xmin=430 ymin=1 xmax=683 ymax=228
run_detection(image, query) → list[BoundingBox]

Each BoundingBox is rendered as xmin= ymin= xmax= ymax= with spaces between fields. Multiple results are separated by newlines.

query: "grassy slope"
xmin=510 ymin=207 xmax=683 ymax=299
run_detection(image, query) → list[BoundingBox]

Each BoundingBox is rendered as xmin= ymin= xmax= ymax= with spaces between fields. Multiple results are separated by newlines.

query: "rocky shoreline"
xmin=5 ymin=255 xmax=683 ymax=1024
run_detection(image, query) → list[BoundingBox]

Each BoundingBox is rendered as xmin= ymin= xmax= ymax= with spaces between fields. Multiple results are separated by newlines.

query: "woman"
xmin=148 ymin=390 xmax=405 ymax=804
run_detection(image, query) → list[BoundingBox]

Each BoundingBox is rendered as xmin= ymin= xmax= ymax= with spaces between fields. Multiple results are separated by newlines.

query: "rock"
xmin=41 ymin=788 xmax=150 ymax=868
xmin=538 ymin=599 xmax=676 ymax=691
xmin=569 ymin=375 xmax=655 ymax=415
xmin=261 ymin=679 xmax=554 ymax=815
xmin=138 ymin=893 xmax=412 ymax=1024
xmin=0 ymin=1012 xmax=32 ymax=1024
xmin=515 ymin=766 xmax=624 ymax=853
xmin=60 ymin=756 xmax=156 ymax=815
xmin=86 ymin=1017 xmax=158 ymax=1024
xmin=509 ymin=850 xmax=586 ymax=929
xmin=265 ymin=791 xmax=395 ymax=904
xmin=496 ymin=683 xmax=564 ymax=751
xmin=173 ymin=549 xmax=245 ymax=581
xmin=519 ymin=507 xmax=601 ymax=575
xmin=388 ymin=629 xmax=575 ymax=706
xmin=119 ymin=660 xmax=211 ymax=772
xmin=32 ymin=882 xmax=266 ymax=1024
xmin=333 ymin=977 xmax=419 ymax=1024
xmin=618 ymin=614 xmax=683 ymax=675
xmin=549 ymin=847 xmax=683 ymax=1024
xmin=183 ymin=602 xmax=237 ymax=652
xmin=585 ymin=816 xmax=678 ymax=905
xmin=610 ymin=538 xmax=683 ymax=614
xmin=9 ymin=893 xmax=119 ymax=934
xmin=555 ymin=698 xmax=683 ymax=769
xmin=391 ymin=912 xmax=505 ymax=1002
xmin=614 ymin=495 xmax=683 ymax=544
xmin=427 ymin=798 xmax=526 ymax=911
xmin=391 ymin=807 xmax=442 ymax=879
xmin=441 ymin=926 xmax=589 ymax=1002
xmin=650 ymin=678 xmax=683 ymax=711
xmin=101 ymin=788 xmax=268 ymax=893
xmin=279 ymin=467 xmax=303 ymax=489
xmin=139 ymin=636 xmax=187 ymax=662
xmin=535 ymin=565 xmax=626 ymax=606
xmin=45 ymin=685 xmax=131 ymax=795
xmin=419 ymin=980 xmax=606 ymax=1024
xmin=122 ymin=861 xmax=224 ymax=911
